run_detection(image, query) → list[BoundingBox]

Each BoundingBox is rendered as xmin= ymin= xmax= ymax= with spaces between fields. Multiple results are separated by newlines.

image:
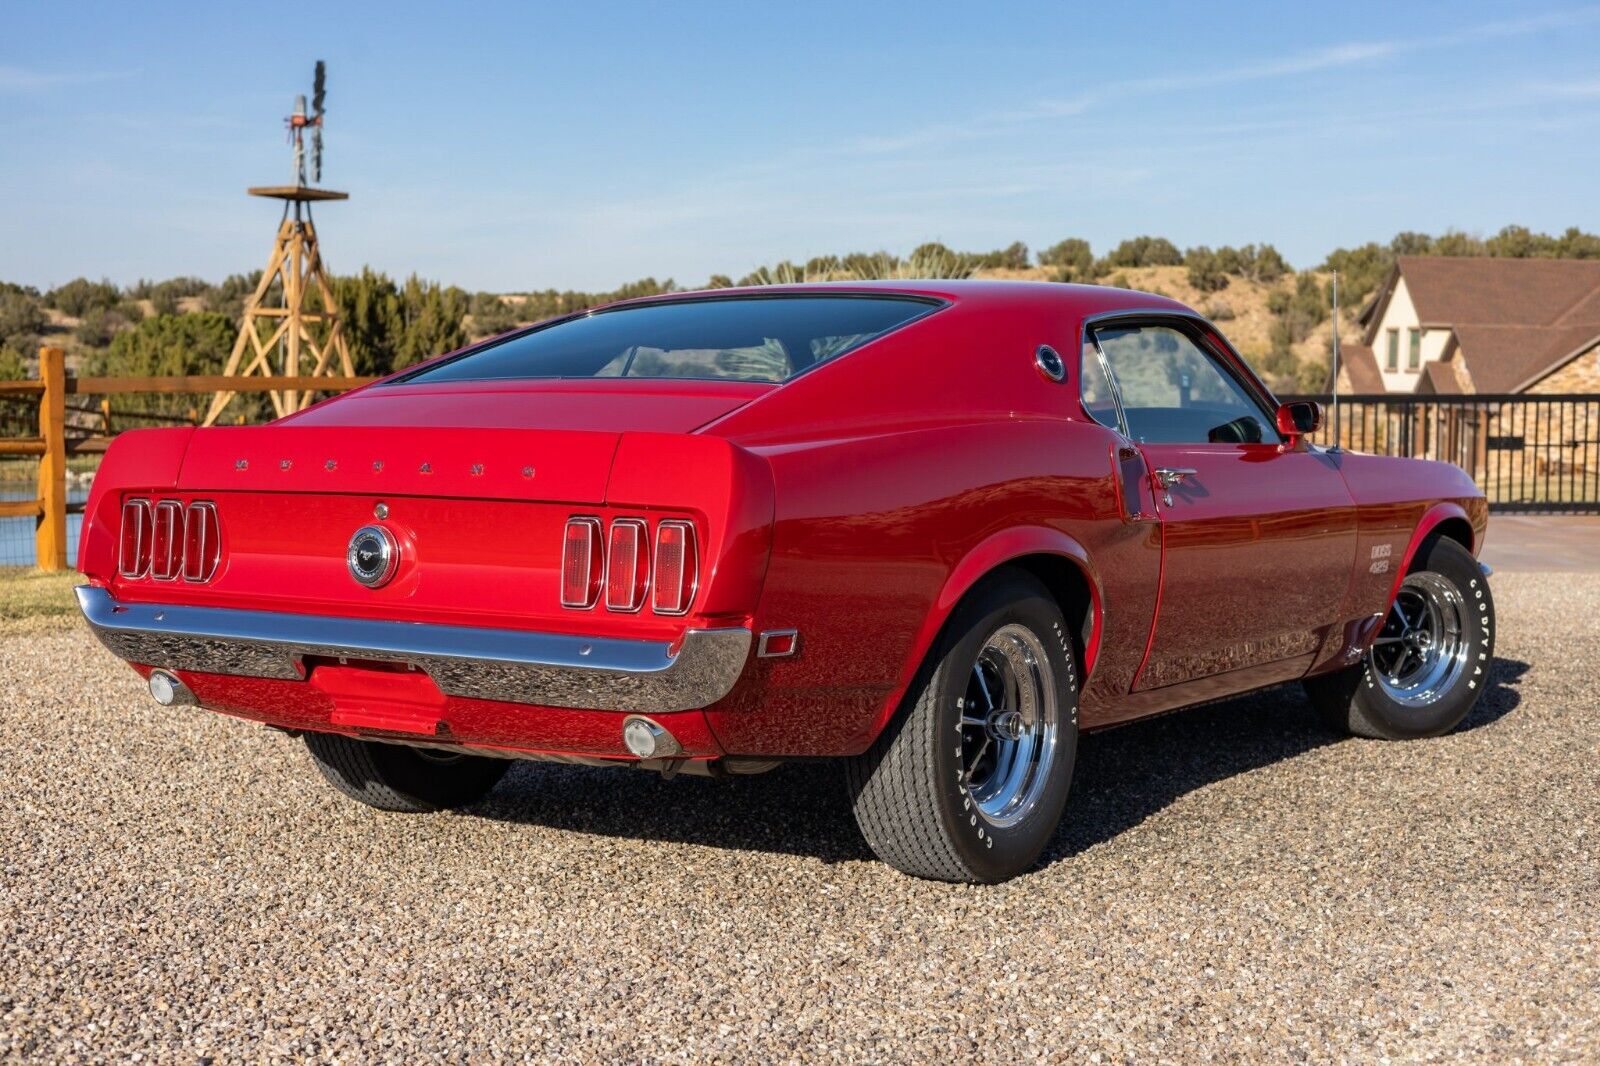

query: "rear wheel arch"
xmin=860 ymin=528 xmax=1103 ymax=752
xmin=1002 ymin=553 xmax=1096 ymax=681
xmin=929 ymin=529 xmax=1100 ymax=677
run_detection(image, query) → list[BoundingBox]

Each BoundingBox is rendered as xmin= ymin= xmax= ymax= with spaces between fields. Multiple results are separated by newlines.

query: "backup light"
xmin=118 ymin=497 xmax=223 ymax=584
xmin=652 ymin=520 xmax=697 ymax=615
xmin=605 ymin=519 xmax=650 ymax=612
xmin=182 ymin=501 xmax=221 ymax=582
xmin=118 ymin=499 xmax=154 ymax=578
xmin=561 ymin=517 xmax=604 ymax=608
xmin=149 ymin=499 xmax=184 ymax=580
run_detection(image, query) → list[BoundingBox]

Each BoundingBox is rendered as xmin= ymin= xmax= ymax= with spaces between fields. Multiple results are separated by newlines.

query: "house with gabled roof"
xmin=1333 ymin=257 xmax=1600 ymax=395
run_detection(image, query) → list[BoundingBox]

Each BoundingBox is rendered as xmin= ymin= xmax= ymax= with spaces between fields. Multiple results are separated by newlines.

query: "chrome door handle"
xmin=1153 ymin=467 xmax=1198 ymax=489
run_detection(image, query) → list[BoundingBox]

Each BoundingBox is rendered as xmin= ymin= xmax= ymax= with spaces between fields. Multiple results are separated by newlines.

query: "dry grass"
xmin=0 ymin=567 xmax=84 ymax=623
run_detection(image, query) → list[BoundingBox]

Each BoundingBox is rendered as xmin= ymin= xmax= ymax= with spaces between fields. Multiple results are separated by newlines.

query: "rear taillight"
xmin=652 ymin=520 xmax=698 ymax=615
xmin=605 ymin=518 xmax=650 ymax=612
xmin=149 ymin=499 xmax=184 ymax=580
xmin=118 ymin=499 xmax=153 ymax=578
xmin=118 ymin=497 xmax=222 ymax=583
xmin=182 ymin=502 xmax=221 ymax=582
xmin=563 ymin=515 xmax=700 ymax=613
xmin=561 ymin=517 xmax=604 ymax=608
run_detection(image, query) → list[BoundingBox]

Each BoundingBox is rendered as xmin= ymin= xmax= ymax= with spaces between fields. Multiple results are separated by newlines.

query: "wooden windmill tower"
xmin=205 ymin=61 xmax=354 ymax=425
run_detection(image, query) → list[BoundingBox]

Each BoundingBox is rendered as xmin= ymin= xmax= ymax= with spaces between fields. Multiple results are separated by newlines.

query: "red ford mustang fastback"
xmin=78 ymin=281 xmax=1495 ymax=882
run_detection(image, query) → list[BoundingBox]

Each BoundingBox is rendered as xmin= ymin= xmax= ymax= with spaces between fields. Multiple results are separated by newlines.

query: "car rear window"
xmin=395 ymin=295 xmax=939 ymax=385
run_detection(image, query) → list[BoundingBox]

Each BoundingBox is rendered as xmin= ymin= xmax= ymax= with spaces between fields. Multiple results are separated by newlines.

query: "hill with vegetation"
xmin=3 ymin=224 xmax=1597 ymax=407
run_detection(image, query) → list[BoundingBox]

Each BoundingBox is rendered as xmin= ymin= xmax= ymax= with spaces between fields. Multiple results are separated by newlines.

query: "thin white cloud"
xmin=1529 ymin=78 xmax=1600 ymax=97
xmin=0 ymin=65 xmax=132 ymax=91
xmin=843 ymin=6 xmax=1600 ymax=159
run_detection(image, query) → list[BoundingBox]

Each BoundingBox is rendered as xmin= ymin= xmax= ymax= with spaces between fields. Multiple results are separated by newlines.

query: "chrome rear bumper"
xmin=76 ymin=586 xmax=751 ymax=713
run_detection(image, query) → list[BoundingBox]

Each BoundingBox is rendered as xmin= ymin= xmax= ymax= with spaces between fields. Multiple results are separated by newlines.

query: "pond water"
xmin=0 ymin=484 xmax=89 ymax=567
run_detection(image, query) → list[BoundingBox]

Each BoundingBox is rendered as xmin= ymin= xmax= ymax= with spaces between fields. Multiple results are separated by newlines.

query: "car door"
xmin=1086 ymin=314 xmax=1357 ymax=691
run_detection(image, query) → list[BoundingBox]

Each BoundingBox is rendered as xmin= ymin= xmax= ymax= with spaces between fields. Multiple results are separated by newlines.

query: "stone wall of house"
xmin=1528 ymin=344 xmax=1600 ymax=394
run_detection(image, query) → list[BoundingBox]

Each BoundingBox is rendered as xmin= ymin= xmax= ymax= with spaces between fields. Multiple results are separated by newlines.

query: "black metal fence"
xmin=1283 ymin=394 xmax=1600 ymax=514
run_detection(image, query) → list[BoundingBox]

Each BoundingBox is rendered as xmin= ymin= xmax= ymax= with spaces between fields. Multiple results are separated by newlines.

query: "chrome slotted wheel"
xmin=1369 ymin=572 xmax=1471 ymax=709
xmin=957 ymin=624 xmax=1061 ymax=828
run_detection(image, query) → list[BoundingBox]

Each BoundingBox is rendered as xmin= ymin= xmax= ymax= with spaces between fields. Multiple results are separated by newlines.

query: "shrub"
xmin=1184 ymin=247 xmax=1229 ymax=293
xmin=45 ymin=277 xmax=120 ymax=317
xmin=0 ymin=343 xmax=28 ymax=380
xmin=1105 ymin=236 xmax=1183 ymax=269
xmin=1037 ymin=238 xmax=1094 ymax=280
xmin=0 ymin=290 xmax=46 ymax=350
xmin=468 ymin=292 xmax=518 ymax=338
xmin=73 ymin=305 xmax=137 ymax=347
xmin=87 ymin=312 xmax=250 ymax=419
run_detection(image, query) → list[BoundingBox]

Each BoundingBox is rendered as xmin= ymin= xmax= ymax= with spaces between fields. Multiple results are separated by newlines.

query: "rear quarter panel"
xmin=699 ymin=286 xmax=1186 ymax=755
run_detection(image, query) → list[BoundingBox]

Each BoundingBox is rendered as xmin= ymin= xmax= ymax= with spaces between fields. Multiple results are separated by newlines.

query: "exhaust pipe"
xmin=147 ymin=669 xmax=197 ymax=707
xmin=622 ymin=716 xmax=681 ymax=760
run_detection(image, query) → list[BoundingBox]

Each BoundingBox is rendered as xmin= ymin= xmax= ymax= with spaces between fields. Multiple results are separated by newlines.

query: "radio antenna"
xmin=1329 ymin=270 xmax=1341 ymax=453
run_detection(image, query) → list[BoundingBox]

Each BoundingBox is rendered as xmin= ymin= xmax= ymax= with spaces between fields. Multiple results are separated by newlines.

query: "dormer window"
xmin=1386 ymin=329 xmax=1399 ymax=371
xmin=1408 ymin=328 xmax=1422 ymax=371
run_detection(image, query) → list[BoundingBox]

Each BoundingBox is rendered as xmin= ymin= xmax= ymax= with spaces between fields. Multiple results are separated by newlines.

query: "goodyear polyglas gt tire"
xmin=1305 ymin=536 xmax=1495 ymax=740
xmin=845 ymin=569 xmax=1080 ymax=882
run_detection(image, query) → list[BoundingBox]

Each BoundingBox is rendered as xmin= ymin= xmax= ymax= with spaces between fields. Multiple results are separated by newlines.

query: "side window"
xmin=1079 ymin=341 xmax=1120 ymax=430
xmin=1092 ymin=323 xmax=1279 ymax=445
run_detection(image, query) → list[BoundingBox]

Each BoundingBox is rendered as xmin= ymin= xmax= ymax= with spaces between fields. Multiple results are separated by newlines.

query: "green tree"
xmin=0 ymin=343 xmax=28 ymax=380
xmin=87 ymin=312 xmax=252 ymax=419
xmin=969 ymin=241 xmax=1029 ymax=270
xmin=1037 ymin=238 xmax=1094 ymax=280
xmin=332 ymin=268 xmax=405 ymax=375
xmin=1554 ymin=226 xmax=1600 ymax=259
xmin=468 ymin=292 xmax=518 ymax=338
xmin=1388 ymin=231 xmax=1434 ymax=256
xmin=73 ymin=305 xmax=137 ymax=347
xmin=45 ymin=277 xmax=120 ymax=317
xmin=1320 ymin=242 xmax=1392 ymax=307
xmin=0 ymin=290 xmax=46 ymax=350
xmin=1484 ymin=225 xmax=1555 ymax=258
xmin=1105 ymin=235 xmax=1183 ymax=269
xmin=1184 ymin=247 xmax=1229 ymax=293
xmin=1429 ymin=229 xmax=1486 ymax=257
xmin=396 ymin=276 xmax=469 ymax=368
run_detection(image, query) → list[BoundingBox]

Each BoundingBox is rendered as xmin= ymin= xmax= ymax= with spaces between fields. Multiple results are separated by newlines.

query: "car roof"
xmin=587 ymin=278 xmax=1196 ymax=317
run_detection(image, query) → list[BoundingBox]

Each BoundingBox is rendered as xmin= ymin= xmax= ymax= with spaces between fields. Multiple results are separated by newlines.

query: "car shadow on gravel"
xmin=1040 ymin=657 xmax=1528 ymax=867
xmin=471 ymin=658 xmax=1529 ymax=868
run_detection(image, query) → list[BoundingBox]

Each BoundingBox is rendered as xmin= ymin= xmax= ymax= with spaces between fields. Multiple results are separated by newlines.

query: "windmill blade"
xmin=311 ymin=127 xmax=322 ymax=183
xmin=312 ymin=60 xmax=326 ymax=116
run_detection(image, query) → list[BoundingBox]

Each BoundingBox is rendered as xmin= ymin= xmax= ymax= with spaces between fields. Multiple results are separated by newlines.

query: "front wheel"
xmin=845 ymin=569 xmax=1080 ymax=883
xmin=1305 ymin=536 xmax=1495 ymax=740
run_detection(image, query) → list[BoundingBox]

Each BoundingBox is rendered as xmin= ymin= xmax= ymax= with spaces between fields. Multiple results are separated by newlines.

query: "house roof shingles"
xmin=1391 ymin=257 xmax=1600 ymax=393
xmin=1331 ymin=342 xmax=1383 ymax=392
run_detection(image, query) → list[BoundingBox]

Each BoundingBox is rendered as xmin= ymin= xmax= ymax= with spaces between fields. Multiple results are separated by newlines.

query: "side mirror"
xmin=1276 ymin=400 xmax=1323 ymax=441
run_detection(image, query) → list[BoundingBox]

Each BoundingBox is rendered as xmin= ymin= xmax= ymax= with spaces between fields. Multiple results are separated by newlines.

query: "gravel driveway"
xmin=2 ymin=573 xmax=1595 ymax=1061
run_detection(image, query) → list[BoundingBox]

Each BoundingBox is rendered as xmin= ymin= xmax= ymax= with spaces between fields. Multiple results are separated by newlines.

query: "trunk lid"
xmin=133 ymin=380 xmax=772 ymax=636
xmin=287 ymin=377 xmax=772 ymax=435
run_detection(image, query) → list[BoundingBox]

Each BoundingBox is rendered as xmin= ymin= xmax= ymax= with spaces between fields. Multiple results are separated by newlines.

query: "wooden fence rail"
xmin=1 ymin=346 xmax=375 ymax=571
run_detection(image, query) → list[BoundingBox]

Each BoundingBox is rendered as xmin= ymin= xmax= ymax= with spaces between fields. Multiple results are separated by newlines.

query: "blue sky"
xmin=3 ymin=1 xmax=1598 ymax=292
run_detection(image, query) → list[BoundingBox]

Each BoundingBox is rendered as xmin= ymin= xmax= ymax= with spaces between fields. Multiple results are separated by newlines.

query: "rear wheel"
xmin=1305 ymin=536 xmax=1494 ymax=740
xmin=845 ymin=570 xmax=1079 ymax=883
xmin=304 ymin=732 xmax=510 ymax=812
